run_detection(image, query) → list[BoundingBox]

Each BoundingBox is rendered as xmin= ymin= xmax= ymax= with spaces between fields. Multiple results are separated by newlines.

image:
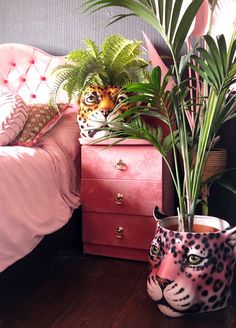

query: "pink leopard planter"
xmin=147 ymin=215 xmax=236 ymax=317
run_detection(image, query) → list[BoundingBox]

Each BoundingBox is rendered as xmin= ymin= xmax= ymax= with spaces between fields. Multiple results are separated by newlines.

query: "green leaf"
xmin=84 ymin=0 xmax=162 ymax=33
xmin=179 ymin=47 xmax=193 ymax=77
xmin=203 ymin=35 xmax=224 ymax=85
xmin=169 ymin=0 xmax=183 ymax=42
xmin=196 ymin=47 xmax=221 ymax=88
xmin=157 ymin=0 xmax=164 ymax=25
xmin=124 ymin=82 xmax=156 ymax=93
xmin=106 ymin=13 xmax=136 ymax=26
xmin=160 ymin=69 xmax=173 ymax=94
xmin=173 ymin=0 xmax=204 ymax=57
xmin=188 ymin=62 xmax=217 ymax=91
xmin=162 ymin=131 xmax=178 ymax=153
xmin=216 ymin=178 xmax=236 ymax=194
xmin=217 ymin=35 xmax=228 ymax=77
xmin=228 ymin=39 xmax=236 ymax=66
xmin=84 ymin=38 xmax=100 ymax=59
xmin=164 ymin=0 xmax=173 ymax=36
xmin=151 ymin=66 xmax=161 ymax=89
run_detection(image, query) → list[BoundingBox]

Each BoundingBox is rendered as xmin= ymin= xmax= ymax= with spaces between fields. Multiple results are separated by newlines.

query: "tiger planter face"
xmin=77 ymin=85 xmax=132 ymax=138
xmin=147 ymin=216 xmax=236 ymax=317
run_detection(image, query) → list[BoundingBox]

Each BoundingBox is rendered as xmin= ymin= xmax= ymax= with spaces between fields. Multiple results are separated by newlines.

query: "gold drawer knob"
xmin=115 ymin=226 xmax=124 ymax=239
xmin=115 ymin=159 xmax=127 ymax=171
xmin=115 ymin=193 xmax=124 ymax=205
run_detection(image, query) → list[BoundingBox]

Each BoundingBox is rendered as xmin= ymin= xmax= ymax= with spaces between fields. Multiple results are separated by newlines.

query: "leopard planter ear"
xmin=147 ymin=214 xmax=236 ymax=317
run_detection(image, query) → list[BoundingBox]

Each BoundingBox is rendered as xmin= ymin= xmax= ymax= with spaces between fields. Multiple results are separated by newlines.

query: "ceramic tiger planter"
xmin=147 ymin=213 xmax=236 ymax=317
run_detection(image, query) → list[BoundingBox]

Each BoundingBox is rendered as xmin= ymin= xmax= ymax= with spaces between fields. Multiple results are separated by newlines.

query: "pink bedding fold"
xmin=0 ymin=111 xmax=81 ymax=272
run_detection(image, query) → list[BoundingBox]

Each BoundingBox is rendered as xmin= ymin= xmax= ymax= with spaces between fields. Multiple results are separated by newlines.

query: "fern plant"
xmin=51 ymin=34 xmax=149 ymax=106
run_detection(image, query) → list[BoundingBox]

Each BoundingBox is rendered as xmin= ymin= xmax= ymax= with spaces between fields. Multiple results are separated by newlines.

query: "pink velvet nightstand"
xmin=80 ymin=138 xmax=173 ymax=262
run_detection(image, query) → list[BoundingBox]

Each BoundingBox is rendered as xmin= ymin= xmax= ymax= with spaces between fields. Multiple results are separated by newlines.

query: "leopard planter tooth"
xmin=77 ymin=85 xmax=132 ymax=138
xmin=147 ymin=214 xmax=236 ymax=317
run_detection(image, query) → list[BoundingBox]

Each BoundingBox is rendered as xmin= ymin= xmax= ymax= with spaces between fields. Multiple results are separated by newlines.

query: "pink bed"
xmin=0 ymin=44 xmax=81 ymax=272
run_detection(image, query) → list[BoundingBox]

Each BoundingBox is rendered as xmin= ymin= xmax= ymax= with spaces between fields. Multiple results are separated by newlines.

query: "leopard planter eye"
xmin=147 ymin=214 xmax=236 ymax=317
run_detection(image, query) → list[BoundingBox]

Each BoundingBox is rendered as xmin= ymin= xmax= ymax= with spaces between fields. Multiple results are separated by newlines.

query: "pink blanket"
xmin=0 ymin=111 xmax=81 ymax=272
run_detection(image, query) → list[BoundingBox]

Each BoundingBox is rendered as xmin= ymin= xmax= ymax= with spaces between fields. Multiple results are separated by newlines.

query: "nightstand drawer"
xmin=83 ymin=212 xmax=156 ymax=250
xmin=81 ymin=178 xmax=163 ymax=216
xmin=81 ymin=145 xmax=163 ymax=180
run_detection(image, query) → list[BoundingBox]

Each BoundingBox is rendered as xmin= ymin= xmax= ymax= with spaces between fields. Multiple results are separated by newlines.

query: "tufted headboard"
xmin=0 ymin=43 xmax=70 ymax=105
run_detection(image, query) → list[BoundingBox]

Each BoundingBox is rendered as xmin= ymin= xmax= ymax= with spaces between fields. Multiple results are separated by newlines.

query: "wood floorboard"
xmin=1 ymin=254 xmax=101 ymax=328
xmin=0 ymin=249 xmax=79 ymax=320
xmin=111 ymin=267 xmax=172 ymax=328
xmin=1 ymin=254 xmax=146 ymax=328
xmin=52 ymin=256 xmax=146 ymax=328
xmin=0 ymin=251 xmax=236 ymax=328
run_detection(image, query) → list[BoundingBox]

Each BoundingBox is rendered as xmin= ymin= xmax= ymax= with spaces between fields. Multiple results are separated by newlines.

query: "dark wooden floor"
xmin=0 ymin=248 xmax=236 ymax=328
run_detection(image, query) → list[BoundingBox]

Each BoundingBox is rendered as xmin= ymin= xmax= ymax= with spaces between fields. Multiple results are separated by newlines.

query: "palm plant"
xmin=84 ymin=0 xmax=236 ymax=232
xmin=51 ymin=34 xmax=149 ymax=106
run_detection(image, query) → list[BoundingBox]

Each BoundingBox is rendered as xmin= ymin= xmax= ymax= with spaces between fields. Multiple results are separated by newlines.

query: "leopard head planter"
xmin=147 ymin=214 xmax=236 ymax=317
xmin=77 ymin=85 xmax=132 ymax=138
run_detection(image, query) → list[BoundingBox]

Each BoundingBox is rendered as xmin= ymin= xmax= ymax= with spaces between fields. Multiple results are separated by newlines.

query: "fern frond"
xmin=104 ymin=38 xmax=142 ymax=66
xmin=84 ymin=38 xmax=101 ymax=60
xmin=50 ymin=69 xmax=75 ymax=106
xmin=67 ymin=49 xmax=89 ymax=63
xmin=112 ymin=41 xmax=144 ymax=66
xmin=101 ymin=34 xmax=128 ymax=66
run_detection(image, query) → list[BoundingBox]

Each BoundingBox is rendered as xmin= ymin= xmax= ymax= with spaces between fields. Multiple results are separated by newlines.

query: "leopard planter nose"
xmin=147 ymin=214 xmax=236 ymax=317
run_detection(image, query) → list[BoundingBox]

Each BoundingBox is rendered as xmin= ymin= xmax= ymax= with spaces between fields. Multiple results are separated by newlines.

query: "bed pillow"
xmin=37 ymin=111 xmax=80 ymax=162
xmin=12 ymin=103 xmax=69 ymax=147
xmin=0 ymin=88 xmax=28 ymax=146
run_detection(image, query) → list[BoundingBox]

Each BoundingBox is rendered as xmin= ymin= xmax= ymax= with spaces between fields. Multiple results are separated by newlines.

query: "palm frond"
xmin=84 ymin=0 xmax=161 ymax=33
xmin=190 ymin=34 xmax=236 ymax=94
xmin=84 ymin=0 xmax=204 ymax=58
xmin=172 ymin=0 xmax=204 ymax=57
xmin=108 ymin=115 xmax=168 ymax=156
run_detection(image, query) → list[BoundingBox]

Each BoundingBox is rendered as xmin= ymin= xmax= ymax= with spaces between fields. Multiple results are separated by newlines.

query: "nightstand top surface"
xmin=79 ymin=138 xmax=152 ymax=146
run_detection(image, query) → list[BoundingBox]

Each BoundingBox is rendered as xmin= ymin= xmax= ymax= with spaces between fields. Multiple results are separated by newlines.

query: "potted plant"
xmin=83 ymin=0 xmax=236 ymax=316
xmin=51 ymin=34 xmax=149 ymax=138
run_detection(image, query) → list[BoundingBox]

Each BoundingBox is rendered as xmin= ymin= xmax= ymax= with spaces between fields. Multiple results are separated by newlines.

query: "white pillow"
xmin=0 ymin=88 xmax=28 ymax=146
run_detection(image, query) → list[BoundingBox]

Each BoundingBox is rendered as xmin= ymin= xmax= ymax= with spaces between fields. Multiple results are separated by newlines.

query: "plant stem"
xmin=173 ymin=52 xmax=192 ymax=229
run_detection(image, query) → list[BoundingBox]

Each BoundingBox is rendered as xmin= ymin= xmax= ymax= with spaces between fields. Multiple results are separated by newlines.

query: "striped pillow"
xmin=0 ymin=88 xmax=28 ymax=146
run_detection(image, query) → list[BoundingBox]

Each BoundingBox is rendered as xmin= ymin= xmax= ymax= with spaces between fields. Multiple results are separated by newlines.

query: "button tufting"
xmin=0 ymin=44 xmax=67 ymax=108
